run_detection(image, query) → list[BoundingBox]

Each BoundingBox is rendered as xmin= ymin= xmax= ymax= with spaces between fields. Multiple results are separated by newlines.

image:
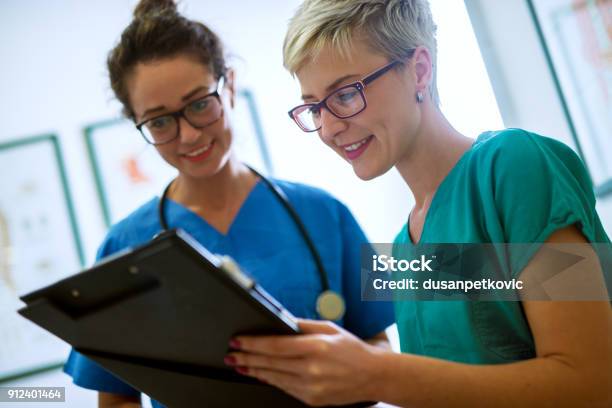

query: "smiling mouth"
xmin=182 ymin=142 xmax=213 ymax=157
xmin=339 ymin=135 xmax=374 ymax=160
xmin=180 ymin=140 xmax=216 ymax=163
xmin=343 ymin=136 xmax=372 ymax=152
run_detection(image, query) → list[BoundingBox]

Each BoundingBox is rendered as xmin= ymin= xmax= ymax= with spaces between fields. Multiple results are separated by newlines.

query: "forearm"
xmin=367 ymin=351 xmax=610 ymax=408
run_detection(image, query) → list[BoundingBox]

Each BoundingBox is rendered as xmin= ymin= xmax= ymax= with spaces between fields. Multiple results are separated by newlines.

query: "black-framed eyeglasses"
xmin=136 ymin=77 xmax=225 ymax=145
xmin=288 ymin=60 xmax=401 ymax=132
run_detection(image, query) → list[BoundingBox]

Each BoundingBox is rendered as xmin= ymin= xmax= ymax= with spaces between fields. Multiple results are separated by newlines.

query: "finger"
xmin=232 ymin=333 xmax=330 ymax=357
xmin=225 ymin=352 xmax=306 ymax=375
xmin=297 ymin=319 xmax=341 ymax=334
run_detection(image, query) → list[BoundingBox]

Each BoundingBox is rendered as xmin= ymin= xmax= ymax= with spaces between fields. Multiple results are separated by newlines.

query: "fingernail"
xmin=229 ymin=339 xmax=241 ymax=349
xmin=235 ymin=366 xmax=249 ymax=375
xmin=224 ymin=356 xmax=237 ymax=366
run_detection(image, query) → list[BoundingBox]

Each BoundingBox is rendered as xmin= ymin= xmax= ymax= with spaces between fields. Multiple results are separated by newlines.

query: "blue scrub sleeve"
xmin=63 ymin=350 xmax=140 ymax=397
xmin=337 ymin=202 xmax=395 ymax=338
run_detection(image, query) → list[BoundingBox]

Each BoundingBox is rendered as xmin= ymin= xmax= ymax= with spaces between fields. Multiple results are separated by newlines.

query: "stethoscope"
xmin=156 ymin=165 xmax=346 ymax=321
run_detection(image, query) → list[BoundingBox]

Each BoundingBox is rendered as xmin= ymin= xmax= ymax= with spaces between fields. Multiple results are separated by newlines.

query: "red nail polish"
xmin=235 ymin=366 xmax=249 ymax=375
xmin=229 ymin=339 xmax=241 ymax=349
xmin=224 ymin=356 xmax=236 ymax=366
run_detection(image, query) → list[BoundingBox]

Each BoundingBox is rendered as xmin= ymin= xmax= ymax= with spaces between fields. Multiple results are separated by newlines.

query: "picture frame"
xmin=528 ymin=0 xmax=612 ymax=197
xmin=0 ymin=134 xmax=84 ymax=381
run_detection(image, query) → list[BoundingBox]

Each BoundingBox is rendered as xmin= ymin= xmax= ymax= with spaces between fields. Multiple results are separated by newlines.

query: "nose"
xmin=318 ymin=108 xmax=348 ymax=144
xmin=177 ymin=116 xmax=201 ymax=144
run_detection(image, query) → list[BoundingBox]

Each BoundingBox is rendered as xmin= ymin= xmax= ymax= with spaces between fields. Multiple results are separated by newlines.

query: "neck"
xmin=395 ymin=105 xmax=474 ymax=211
xmin=169 ymin=154 xmax=255 ymax=211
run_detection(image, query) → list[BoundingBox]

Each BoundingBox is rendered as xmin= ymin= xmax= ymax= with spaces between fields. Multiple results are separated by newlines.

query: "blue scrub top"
xmin=64 ymin=179 xmax=393 ymax=407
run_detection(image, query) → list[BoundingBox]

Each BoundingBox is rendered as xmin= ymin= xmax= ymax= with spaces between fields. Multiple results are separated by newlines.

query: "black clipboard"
xmin=17 ymin=229 xmax=374 ymax=407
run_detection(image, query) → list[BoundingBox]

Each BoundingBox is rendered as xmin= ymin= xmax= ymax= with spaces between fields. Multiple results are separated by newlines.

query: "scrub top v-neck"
xmin=161 ymin=179 xmax=265 ymax=246
xmin=405 ymin=143 xmax=475 ymax=245
xmin=393 ymin=128 xmax=611 ymax=364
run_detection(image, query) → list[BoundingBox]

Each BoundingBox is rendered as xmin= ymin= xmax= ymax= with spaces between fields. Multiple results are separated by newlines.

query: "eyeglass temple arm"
xmin=362 ymin=60 xmax=401 ymax=86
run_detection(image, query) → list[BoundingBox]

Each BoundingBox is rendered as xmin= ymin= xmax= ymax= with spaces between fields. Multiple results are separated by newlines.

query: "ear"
xmin=224 ymin=68 xmax=236 ymax=109
xmin=412 ymin=46 xmax=432 ymax=97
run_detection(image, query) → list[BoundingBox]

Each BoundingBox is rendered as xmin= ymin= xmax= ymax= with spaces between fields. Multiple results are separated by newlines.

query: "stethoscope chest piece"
xmin=316 ymin=290 xmax=345 ymax=321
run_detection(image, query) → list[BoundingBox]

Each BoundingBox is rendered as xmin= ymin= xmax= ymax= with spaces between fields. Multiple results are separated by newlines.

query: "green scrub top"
xmin=393 ymin=128 xmax=610 ymax=364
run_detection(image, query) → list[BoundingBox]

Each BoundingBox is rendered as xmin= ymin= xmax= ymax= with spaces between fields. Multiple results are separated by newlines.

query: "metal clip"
xmin=219 ymin=256 xmax=254 ymax=289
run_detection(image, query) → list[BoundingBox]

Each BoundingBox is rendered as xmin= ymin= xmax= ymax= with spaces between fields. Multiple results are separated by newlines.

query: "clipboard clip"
xmin=219 ymin=256 xmax=255 ymax=290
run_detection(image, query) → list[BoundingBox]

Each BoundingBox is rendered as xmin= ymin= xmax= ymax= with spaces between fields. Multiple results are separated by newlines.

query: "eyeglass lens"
xmin=141 ymin=95 xmax=222 ymax=144
xmin=294 ymin=84 xmax=366 ymax=131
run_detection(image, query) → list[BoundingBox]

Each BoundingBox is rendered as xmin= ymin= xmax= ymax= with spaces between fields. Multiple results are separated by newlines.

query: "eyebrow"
xmin=301 ymin=74 xmax=360 ymax=101
xmin=140 ymin=85 xmax=212 ymax=118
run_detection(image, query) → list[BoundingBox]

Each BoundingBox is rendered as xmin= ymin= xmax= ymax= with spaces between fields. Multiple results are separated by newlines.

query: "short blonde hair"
xmin=283 ymin=0 xmax=439 ymax=105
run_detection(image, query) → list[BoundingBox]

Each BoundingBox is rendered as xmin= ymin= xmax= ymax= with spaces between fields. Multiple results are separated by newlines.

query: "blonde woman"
xmin=226 ymin=1 xmax=612 ymax=406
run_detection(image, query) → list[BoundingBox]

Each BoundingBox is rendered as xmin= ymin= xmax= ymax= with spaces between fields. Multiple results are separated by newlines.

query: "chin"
xmin=179 ymin=159 xmax=223 ymax=180
xmin=352 ymin=164 xmax=380 ymax=181
xmin=356 ymin=172 xmax=378 ymax=181
xmin=352 ymin=159 xmax=394 ymax=181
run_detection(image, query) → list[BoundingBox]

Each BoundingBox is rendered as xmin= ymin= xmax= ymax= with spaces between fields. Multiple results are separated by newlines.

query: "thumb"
xmin=297 ymin=318 xmax=341 ymax=334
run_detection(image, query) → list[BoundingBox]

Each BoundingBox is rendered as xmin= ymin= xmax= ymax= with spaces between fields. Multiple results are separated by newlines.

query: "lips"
xmin=181 ymin=140 xmax=215 ymax=163
xmin=340 ymin=135 xmax=373 ymax=160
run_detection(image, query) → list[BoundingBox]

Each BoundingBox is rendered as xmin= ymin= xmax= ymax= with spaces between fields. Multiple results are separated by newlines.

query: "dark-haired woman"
xmin=63 ymin=1 xmax=393 ymax=407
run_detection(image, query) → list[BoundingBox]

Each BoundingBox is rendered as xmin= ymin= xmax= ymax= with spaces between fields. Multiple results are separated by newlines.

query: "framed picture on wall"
xmin=85 ymin=88 xmax=274 ymax=227
xmin=529 ymin=0 xmax=612 ymax=197
xmin=0 ymin=134 xmax=84 ymax=381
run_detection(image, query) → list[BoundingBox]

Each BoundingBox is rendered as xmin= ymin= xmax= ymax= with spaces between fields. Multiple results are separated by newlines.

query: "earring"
xmin=416 ymin=91 xmax=424 ymax=103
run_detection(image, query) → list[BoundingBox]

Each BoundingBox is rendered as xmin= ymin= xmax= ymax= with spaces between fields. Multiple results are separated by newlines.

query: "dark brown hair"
xmin=107 ymin=0 xmax=227 ymax=119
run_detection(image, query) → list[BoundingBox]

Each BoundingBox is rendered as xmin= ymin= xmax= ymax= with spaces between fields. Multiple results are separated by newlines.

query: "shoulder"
xmin=472 ymin=128 xmax=583 ymax=169
xmin=479 ymin=128 xmax=592 ymax=190
xmin=272 ymin=179 xmax=337 ymax=202
xmin=467 ymin=129 xmax=599 ymax=242
xmin=270 ymin=179 xmax=360 ymax=229
xmin=272 ymin=179 xmax=345 ymax=212
xmin=469 ymin=128 xmax=590 ymax=190
xmin=96 ymin=198 xmax=160 ymax=259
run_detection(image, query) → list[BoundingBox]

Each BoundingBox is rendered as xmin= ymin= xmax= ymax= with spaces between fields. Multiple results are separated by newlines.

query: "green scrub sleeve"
xmin=490 ymin=129 xmax=600 ymax=278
